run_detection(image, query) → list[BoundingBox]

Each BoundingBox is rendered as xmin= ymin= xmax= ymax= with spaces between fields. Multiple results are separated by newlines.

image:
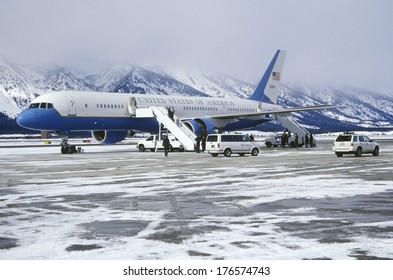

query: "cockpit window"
xmin=28 ymin=103 xmax=54 ymax=110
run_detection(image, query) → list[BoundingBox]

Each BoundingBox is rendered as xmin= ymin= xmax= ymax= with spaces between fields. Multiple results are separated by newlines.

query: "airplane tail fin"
xmin=249 ymin=49 xmax=286 ymax=104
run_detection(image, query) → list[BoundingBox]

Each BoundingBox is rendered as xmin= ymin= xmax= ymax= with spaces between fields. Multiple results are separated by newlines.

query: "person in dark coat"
xmin=168 ymin=108 xmax=174 ymax=120
xmin=294 ymin=133 xmax=299 ymax=148
xmin=201 ymin=134 xmax=206 ymax=152
xmin=195 ymin=135 xmax=201 ymax=153
xmin=163 ymin=136 xmax=170 ymax=157
xmin=305 ymin=133 xmax=309 ymax=148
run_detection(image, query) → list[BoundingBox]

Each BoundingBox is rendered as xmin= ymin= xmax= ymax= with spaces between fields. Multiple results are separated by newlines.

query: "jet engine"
xmin=91 ymin=130 xmax=128 ymax=144
xmin=183 ymin=118 xmax=216 ymax=136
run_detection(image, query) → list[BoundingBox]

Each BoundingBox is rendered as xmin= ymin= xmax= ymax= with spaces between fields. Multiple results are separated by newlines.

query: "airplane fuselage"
xmin=17 ymin=91 xmax=280 ymax=133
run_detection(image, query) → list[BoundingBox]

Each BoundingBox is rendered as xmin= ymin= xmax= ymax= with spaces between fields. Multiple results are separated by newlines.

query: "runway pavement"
xmin=1 ymin=139 xmax=392 ymax=259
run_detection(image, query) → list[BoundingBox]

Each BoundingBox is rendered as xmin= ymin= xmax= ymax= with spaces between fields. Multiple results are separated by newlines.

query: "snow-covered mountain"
xmin=1 ymin=56 xmax=393 ymax=133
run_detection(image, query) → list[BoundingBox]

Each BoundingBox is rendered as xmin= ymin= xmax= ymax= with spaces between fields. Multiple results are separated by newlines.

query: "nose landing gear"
xmin=60 ymin=135 xmax=77 ymax=154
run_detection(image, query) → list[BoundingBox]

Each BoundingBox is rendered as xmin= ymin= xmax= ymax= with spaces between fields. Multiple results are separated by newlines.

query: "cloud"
xmin=1 ymin=0 xmax=392 ymax=91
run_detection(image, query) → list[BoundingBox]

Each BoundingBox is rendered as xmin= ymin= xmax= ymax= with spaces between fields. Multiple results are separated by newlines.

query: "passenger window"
xmin=359 ymin=136 xmax=364 ymax=142
xmin=353 ymin=136 xmax=358 ymax=142
xmin=207 ymin=135 xmax=217 ymax=142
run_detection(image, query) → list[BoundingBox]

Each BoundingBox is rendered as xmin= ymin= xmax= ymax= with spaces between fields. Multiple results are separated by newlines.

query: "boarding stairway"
xmin=135 ymin=106 xmax=197 ymax=151
xmin=275 ymin=115 xmax=313 ymax=146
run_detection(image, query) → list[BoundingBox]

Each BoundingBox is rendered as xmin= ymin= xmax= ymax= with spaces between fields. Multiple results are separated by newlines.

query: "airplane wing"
xmin=204 ymin=104 xmax=341 ymax=120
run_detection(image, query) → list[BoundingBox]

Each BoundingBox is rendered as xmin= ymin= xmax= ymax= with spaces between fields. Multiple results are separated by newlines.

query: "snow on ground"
xmin=1 ymin=140 xmax=393 ymax=260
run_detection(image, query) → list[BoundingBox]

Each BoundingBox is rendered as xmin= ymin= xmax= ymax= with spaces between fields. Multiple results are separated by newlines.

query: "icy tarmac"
xmin=1 ymin=139 xmax=393 ymax=260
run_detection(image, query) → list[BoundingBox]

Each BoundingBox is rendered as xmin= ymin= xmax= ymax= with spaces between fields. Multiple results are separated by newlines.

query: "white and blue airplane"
xmin=17 ymin=50 xmax=335 ymax=152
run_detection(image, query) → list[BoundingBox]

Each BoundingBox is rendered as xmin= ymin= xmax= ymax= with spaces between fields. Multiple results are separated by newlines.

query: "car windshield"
xmin=336 ymin=135 xmax=352 ymax=142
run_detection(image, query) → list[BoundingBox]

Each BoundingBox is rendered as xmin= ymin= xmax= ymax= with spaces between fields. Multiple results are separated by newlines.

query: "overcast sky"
xmin=1 ymin=0 xmax=392 ymax=92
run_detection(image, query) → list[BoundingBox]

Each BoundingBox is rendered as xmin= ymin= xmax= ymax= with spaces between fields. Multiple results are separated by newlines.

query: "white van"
xmin=205 ymin=134 xmax=259 ymax=157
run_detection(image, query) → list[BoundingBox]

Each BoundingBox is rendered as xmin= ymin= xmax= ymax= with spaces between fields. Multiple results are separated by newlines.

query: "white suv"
xmin=333 ymin=133 xmax=379 ymax=157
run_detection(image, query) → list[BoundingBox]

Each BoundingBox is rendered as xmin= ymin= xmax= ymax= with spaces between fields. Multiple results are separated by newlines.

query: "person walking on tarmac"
xmin=310 ymin=133 xmax=314 ymax=148
xmin=294 ymin=133 xmax=299 ymax=148
xmin=163 ymin=136 xmax=170 ymax=157
xmin=195 ymin=134 xmax=201 ymax=153
xmin=305 ymin=133 xmax=309 ymax=148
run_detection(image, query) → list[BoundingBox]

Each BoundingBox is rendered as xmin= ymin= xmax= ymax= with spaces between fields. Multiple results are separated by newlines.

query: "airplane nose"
xmin=16 ymin=110 xmax=33 ymax=129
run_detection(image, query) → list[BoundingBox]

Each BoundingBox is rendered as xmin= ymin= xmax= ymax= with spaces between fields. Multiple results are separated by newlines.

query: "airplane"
xmin=17 ymin=50 xmax=337 ymax=153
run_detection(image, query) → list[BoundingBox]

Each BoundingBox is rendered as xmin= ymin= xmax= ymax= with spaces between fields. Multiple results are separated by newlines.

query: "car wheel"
xmin=224 ymin=148 xmax=232 ymax=157
xmin=266 ymin=142 xmax=272 ymax=148
xmin=211 ymin=153 xmax=218 ymax=157
xmin=355 ymin=147 xmax=362 ymax=157
xmin=335 ymin=152 xmax=343 ymax=157
xmin=251 ymin=147 xmax=259 ymax=156
xmin=372 ymin=146 xmax=379 ymax=156
xmin=138 ymin=145 xmax=145 ymax=152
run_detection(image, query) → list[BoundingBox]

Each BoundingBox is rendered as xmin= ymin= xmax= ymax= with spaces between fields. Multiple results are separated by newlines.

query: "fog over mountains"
xmin=1 ymin=57 xmax=393 ymax=134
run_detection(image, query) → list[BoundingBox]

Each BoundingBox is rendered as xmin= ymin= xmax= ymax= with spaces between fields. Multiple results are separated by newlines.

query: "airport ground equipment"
xmin=134 ymin=106 xmax=197 ymax=151
xmin=274 ymin=115 xmax=310 ymax=146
